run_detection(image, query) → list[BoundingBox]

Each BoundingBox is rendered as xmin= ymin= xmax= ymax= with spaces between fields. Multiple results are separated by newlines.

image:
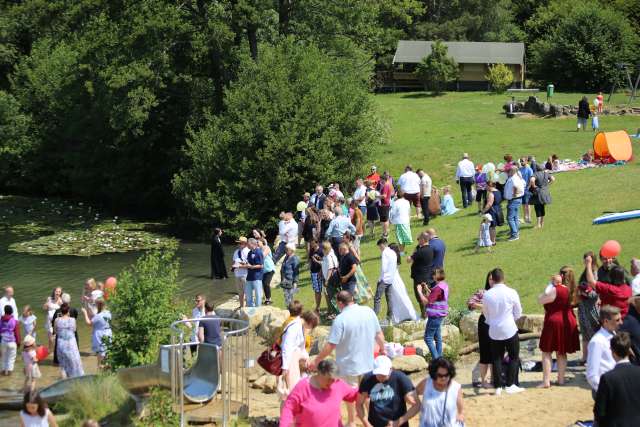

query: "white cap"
xmin=372 ymin=355 xmax=392 ymax=376
xmin=483 ymin=213 xmax=492 ymax=222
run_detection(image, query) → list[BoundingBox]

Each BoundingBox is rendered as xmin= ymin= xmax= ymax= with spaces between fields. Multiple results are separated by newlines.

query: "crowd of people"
xmin=0 ymin=278 xmax=115 ymax=391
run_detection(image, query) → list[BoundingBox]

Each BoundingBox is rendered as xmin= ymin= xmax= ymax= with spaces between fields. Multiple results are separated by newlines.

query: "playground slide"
xmin=117 ymin=342 xmax=220 ymax=403
xmin=0 ymin=375 xmax=99 ymax=410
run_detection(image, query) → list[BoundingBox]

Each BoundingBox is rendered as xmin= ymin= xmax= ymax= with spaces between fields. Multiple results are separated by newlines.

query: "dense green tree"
xmin=414 ymin=41 xmax=458 ymax=93
xmin=528 ymin=1 xmax=639 ymax=90
xmin=0 ymin=90 xmax=37 ymax=187
xmin=106 ymin=248 xmax=184 ymax=370
xmin=173 ymin=39 xmax=385 ymax=233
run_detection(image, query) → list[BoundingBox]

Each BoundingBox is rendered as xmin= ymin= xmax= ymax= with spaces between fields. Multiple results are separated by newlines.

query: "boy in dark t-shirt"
xmin=356 ymin=356 xmax=419 ymax=427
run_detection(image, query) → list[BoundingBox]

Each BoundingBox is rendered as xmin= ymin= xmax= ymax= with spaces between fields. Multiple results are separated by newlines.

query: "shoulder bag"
xmin=257 ymin=322 xmax=296 ymax=376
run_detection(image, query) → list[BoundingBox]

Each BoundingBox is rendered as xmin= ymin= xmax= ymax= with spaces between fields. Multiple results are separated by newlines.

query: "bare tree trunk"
xmin=278 ymin=0 xmax=292 ymax=35
xmin=247 ymin=24 xmax=258 ymax=60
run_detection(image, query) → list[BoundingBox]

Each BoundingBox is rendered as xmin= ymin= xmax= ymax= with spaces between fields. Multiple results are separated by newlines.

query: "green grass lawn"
xmin=269 ymin=91 xmax=640 ymax=315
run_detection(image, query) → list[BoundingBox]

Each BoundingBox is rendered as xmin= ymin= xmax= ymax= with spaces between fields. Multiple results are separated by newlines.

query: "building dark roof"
xmin=393 ymin=41 xmax=525 ymax=65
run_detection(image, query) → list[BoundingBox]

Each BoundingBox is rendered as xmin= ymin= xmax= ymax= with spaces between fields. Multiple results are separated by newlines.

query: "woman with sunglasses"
xmin=413 ymin=358 xmax=464 ymax=427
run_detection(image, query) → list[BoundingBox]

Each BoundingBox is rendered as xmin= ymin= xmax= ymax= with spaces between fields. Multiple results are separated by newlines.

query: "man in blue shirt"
xmin=426 ymin=228 xmax=446 ymax=269
xmin=326 ymin=207 xmax=356 ymax=255
xmin=519 ymin=157 xmax=533 ymax=224
xmin=244 ymin=238 xmax=264 ymax=307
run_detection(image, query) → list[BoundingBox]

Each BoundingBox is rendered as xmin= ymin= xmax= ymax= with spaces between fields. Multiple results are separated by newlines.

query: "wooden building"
xmin=381 ymin=40 xmax=525 ymax=91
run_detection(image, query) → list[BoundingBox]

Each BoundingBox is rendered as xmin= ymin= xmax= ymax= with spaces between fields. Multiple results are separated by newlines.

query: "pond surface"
xmin=0 ymin=228 xmax=237 ymax=420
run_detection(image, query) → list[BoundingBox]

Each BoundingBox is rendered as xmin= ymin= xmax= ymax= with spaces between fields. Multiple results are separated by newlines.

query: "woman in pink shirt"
xmin=280 ymin=359 xmax=357 ymax=427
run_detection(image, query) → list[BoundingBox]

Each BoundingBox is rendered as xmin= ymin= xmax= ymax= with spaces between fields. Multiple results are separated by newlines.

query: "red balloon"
xmin=600 ymin=240 xmax=622 ymax=258
xmin=104 ymin=276 xmax=117 ymax=300
xmin=36 ymin=346 xmax=49 ymax=361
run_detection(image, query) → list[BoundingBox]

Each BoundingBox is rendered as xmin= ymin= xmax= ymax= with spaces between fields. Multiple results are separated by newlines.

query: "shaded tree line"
xmin=0 ymin=0 xmax=638 ymax=235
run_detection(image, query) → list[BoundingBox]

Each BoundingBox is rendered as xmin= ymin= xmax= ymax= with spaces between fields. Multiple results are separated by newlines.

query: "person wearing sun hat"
xmin=232 ymin=237 xmax=250 ymax=308
xmin=356 ymin=355 xmax=419 ymax=427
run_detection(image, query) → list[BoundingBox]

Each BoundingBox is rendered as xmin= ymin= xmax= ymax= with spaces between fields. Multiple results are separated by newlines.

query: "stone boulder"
xmin=310 ymin=326 xmax=331 ymax=356
xmin=215 ymin=297 xmax=240 ymax=319
xmin=257 ymin=315 xmax=289 ymax=342
xmin=441 ymin=324 xmax=461 ymax=344
xmin=516 ymin=314 xmax=545 ymax=334
xmin=392 ymin=355 xmax=428 ymax=373
xmin=388 ymin=327 xmax=409 ymax=343
xmin=396 ymin=320 xmax=426 ymax=341
xmin=459 ymin=312 xmax=480 ymax=342
xmin=239 ymin=306 xmax=290 ymax=330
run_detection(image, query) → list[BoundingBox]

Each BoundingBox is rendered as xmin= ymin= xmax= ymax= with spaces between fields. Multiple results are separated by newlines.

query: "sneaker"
xmin=507 ymin=236 xmax=519 ymax=242
xmin=494 ymin=387 xmax=503 ymax=396
xmin=505 ymin=385 xmax=525 ymax=394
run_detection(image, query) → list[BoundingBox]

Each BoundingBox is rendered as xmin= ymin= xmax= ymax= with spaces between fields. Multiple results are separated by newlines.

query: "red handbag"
xmin=258 ymin=342 xmax=283 ymax=376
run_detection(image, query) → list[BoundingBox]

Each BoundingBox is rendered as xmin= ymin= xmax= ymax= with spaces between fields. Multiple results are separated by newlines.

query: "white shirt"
xmin=278 ymin=219 xmax=298 ymax=244
xmin=280 ymin=317 xmax=307 ymax=369
xmin=504 ymin=173 xmax=525 ymax=200
xmin=482 ymin=283 xmax=522 ymax=340
xmin=397 ymin=171 xmax=421 ymax=194
xmin=390 ymin=198 xmax=411 ymax=225
xmin=455 ymin=158 xmax=475 ymax=178
xmin=191 ymin=306 xmax=206 ymax=342
xmin=586 ymin=328 xmax=616 ymax=391
xmin=321 ymin=251 xmax=339 ymax=281
xmin=0 ymin=296 xmax=18 ymax=320
xmin=353 ymin=185 xmax=367 ymax=207
xmin=379 ymin=247 xmax=397 ymax=284
xmin=232 ymin=247 xmax=250 ymax=278
xmin=419 ymin=174 xmax=432 ymax=196
xmin=631 ymin=274 xmax=640 ymax=296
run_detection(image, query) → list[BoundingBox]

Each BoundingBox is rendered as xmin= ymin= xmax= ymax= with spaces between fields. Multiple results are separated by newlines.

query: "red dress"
xmin=539 ymin=285 xmax=580 ymax=354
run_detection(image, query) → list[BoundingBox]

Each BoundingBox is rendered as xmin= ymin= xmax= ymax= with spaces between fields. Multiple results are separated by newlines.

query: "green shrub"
xmin=57 ymin=375 xmax=131 ymax=427
xmin=486 ymin=64 xmax=514 ymax=93
xmin=445 ymin=306 xmax=467 ymax=328
xmin=414 ymin=41 xmax=458 ymax=94
xmin=106 ymin=247 xmax=186 ymax=370
xmin=134 ymin=387 xmax=180 ymax=427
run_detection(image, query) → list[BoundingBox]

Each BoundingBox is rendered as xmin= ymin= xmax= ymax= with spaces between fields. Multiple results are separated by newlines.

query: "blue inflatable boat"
xmin=593 ymin=210 xmax=640 ymax=225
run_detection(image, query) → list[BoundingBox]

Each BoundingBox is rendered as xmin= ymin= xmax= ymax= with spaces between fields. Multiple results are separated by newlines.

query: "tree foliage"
xmin=414 ymin=41 xmax=458 ymax=93
xmin=486 ymin=64 xmax=514 ymax=93
xmin=106 ymin=247 xmax=184 ymax=370
xmin=0 ymin=90 xmax=37 ymax=187
xmin=527 ymin=1 xmax=640 ymax=90
xmin=173 ymin=39 xmax=385 ymax=233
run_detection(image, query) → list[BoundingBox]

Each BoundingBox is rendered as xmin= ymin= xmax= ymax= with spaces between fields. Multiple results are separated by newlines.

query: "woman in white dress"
xmin=416 ymin=358 xmax=464 ymax=427
xmin=387 ymin=243 xmax=418 ymax=324
xmin=42 ymin=287 xmax=62 ymax=350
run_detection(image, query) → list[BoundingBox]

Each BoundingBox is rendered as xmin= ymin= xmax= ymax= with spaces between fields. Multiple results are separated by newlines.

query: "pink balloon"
xmin=600 ymin=240 xmax=622 ymax=258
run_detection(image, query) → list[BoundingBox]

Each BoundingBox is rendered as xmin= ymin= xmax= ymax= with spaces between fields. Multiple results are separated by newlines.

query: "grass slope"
xmin=270 ymin=91 xmax=640 ymax=314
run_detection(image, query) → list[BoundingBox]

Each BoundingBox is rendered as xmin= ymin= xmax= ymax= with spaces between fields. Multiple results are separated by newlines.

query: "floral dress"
xmin=55 ymin=317 xmax=84 ymax=378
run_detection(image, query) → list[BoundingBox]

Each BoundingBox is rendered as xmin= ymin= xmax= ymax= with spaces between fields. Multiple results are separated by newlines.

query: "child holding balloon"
xmin=22 ymin=335 xmax=41 ymax=391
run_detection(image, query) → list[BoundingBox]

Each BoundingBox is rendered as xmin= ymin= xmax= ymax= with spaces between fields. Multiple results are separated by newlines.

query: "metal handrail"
xmin=168 ymin=317 xmax=250 ymax=427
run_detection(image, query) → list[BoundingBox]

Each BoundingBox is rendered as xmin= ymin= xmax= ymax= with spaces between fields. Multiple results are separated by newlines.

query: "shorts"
xmin=404 ymin=192 xmax=420 ymax=207
xmin=366 ymin=206 xmax=379 ymax=222
xmin=577 ymin=117 xmax=588 ymax=128
xmin=378 ymin=205 xmax=390 ymax=222
xmin=475 ymin=189 xmax=487 ymax=203
xmin=339 ymin=374 xmax=361 ymax=387
xmin=395 ymin=224 xmax=413 ymax=245
xmin=311 ymin=272 xmax=324 ymax=293
xmin=522 ymin=191 xmax=531 ymax=204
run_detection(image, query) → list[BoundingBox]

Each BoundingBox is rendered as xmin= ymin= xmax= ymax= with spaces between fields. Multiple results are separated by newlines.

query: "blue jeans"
xmin=244 ymin=280 xmax=263 ymax=307
xmin=273 ymin=241 xmax=287 ymax=263
xmin=424 ymin=316 xmax=444 ymax=360
xmin=507 ymin=198 xmax=522 ymax=238
xmin=358 ymin=205 xmax=367 ymax=216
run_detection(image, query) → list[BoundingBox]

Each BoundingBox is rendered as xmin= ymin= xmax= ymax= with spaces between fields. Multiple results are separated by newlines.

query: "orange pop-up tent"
xmin=593 ymin=131 xmax=633 ymax=162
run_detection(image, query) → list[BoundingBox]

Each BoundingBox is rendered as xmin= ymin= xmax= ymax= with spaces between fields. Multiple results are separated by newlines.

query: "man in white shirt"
xmin=374 ymin=238 xmax=396 ymax=323
xmin=417 ymin=169 xmax=432 ymax=226
xmin=482 ymin=268 xmax=524 ymax=395
xmin=390 ymin=191 xmax=412 ymax=255
xmin=587 ymin=305 xmax=622 ymax=397
xmin=352 ymin=178 xmax=367 ymax=216
xmin=273 ymin=212 xmax=298 ymax=262
xmin=331 ymin=183 xmax=345 ymax=200
xmin=232 ymin=237 xmax=250 ymax=307
xmin=397 ymin=166 xmax=421 ymax=217
xmin=455 ymin=153 xmax=475 ymax=208
xmin=0 ymin=287 xmax=18 ymax=320
xmin=503 ymin=168 xmax=526 ymax=241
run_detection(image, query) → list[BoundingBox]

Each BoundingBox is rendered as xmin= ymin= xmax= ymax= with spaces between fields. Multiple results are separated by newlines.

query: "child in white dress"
xmin=475 ymin=214 xmax=493 ymax=253
xmin=19 ymin=306 xmax=37 ymax=341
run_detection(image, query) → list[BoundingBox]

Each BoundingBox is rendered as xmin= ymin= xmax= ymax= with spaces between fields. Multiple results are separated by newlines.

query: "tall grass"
xmin=57 ymin=375 xmax=132 ymax=427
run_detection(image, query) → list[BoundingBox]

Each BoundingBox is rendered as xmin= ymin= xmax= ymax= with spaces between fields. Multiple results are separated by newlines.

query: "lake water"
xmin=0 ymin=229 xmax=237 ymax=421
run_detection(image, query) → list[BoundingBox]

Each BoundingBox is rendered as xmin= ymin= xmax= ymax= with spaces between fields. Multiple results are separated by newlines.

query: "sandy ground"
xmin=249 ymin=349 xmax=594 ymax=427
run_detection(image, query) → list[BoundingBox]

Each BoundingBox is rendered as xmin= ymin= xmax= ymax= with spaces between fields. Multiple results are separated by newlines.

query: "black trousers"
xmin=262 ymin=270 xmax=274 ymax=300
xmin=420 ymin=196 xmax=430 ymax=225
xmin=459 ymin=177 xmax=474 ymax=208
xmin=490 ymin=332 xmax=520 ymax=388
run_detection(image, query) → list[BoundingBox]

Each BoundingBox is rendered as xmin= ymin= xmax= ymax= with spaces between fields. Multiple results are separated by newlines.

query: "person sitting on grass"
xmin=440 ymin=186 xmax=459 ymax=216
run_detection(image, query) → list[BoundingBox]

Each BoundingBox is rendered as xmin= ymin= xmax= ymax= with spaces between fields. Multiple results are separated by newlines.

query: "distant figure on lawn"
xmin=577 ymin=96 xmax=591 ymax=131
xmin=455 ymin=153 xmax=475 ymax=208
xmin=210 ymin=227 xmax=228 ymax=280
